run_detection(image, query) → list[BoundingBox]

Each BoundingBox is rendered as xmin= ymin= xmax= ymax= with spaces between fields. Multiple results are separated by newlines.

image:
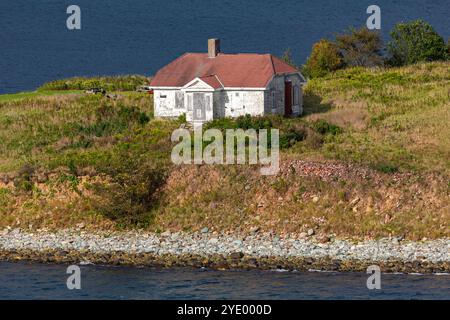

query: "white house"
xmin=149 ymin=39 xmax=306 ymax=124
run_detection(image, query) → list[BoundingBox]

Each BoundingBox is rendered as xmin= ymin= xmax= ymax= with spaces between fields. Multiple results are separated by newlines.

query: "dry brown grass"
xmin=306 ymin=100 xmax=369 ymax=130
xmin=149 ymin=161 xmax=449 ymax=240
xmin=0 ymin=65 xmax=449 ymax=240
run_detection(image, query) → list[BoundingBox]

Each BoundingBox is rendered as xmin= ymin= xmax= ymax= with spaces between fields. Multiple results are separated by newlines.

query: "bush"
xmin=387 ymin=20 xmax=447 ymax=66
xmin=447 ymin=39 xmax=450 ymax=59
xmin=311 ymin=119 xmax=343 ymax=136
xmin=335 ymin=27 xmax=384 ymax=67
xmin=14 ymin=164 xmax=36 ymax=192
xmin=62 ymin=102 xmax=150 ymax=148
xmin=279 ymin=123 xmax=307 ymax=149
xmin=39 ymin=75 xmax=149 ymax=91
xmin=304 ymin=129 xmax=324 ymax=149
xmin=304 ymin=39 xmax=343 ymax=78
xmin=205 ymin=114 xmax=274 ymax=131
xmin=91 ymin=161 xmax=167 ymax=227
xmin=235 ymin=114 xmax=273 ymax=130
xmin=178 ymin=113 xmax=187 ymax=123
xmin=280 ymin=48 xmax=296 ymax=67
xmin=373 ymin=163 xmax=398 ymax=174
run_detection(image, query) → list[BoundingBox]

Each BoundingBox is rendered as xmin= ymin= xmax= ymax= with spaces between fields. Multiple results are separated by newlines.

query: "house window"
xmin=188 ymin=95 xmax=192 ymax=109
xmin=196 ymin=108 xmax=202 ymax=118
xmin=175 ymin=92 xmax=184 ymax=109
xmin=271 ymin=91 xmax=276 ymax=110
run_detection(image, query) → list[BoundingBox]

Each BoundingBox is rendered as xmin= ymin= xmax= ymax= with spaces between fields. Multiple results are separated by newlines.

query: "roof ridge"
xmin=184 ymin=52 xmax=269 ymax=56
xmin=213 ymin=74 xmax=225 ymax=88
xmin=269 ymin=54 xmax=276 ymax=75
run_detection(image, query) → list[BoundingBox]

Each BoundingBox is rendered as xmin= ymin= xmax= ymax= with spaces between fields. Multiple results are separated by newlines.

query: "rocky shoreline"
xmin=0 ymin=228 xmax=449 ymax=274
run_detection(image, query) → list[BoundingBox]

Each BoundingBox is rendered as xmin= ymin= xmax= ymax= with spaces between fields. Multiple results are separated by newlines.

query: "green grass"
xmin=38 ymin=75 xmax=149 ymax=91
xmin=303 ymin=61 xmax=450 ymax=174
xmin=0 ymin=68 xmax=448 ymax=239
xmin=0 ymin=84 xmax=181 ymax=229
xmin=0 ymin=90 xmax=83 ymax=103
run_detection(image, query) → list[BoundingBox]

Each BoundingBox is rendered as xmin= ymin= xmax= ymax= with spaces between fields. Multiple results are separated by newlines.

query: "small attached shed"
xmin=149 ymin=39 xmax=306 ymax=124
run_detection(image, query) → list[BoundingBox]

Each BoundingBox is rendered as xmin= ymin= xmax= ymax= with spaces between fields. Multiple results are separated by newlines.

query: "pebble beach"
xmin=1 ymin=228 xmax=449 ymax=274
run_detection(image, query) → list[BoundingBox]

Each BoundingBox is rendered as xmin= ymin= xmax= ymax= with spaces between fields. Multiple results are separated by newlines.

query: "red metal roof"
xmin=199 ymin=75 xmax=223 ymax=89
xmin=150 ymin=53 xmax=299 ymax=88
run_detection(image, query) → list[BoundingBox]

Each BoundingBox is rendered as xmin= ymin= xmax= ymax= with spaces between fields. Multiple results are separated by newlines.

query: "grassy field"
xmin=0 ymin=90 xmax=83 ymax=103
xmin=0 ymin=63 xmax=448 ymax=239
xmin=302 ymin=62 xmax=450 ymax=175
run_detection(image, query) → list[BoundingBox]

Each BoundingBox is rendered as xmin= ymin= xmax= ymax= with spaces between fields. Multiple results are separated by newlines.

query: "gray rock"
xmin=233 ymin=240 xmax=243 ymax=246
xmin=250 ymin=226 xmax=260 ymax=234
xmin=161 ymin=231 xmax=171 ymax=237
xmin=230 ymin=252 xmax=244 ymax=260
xmin=0 ymin=228 xmax=448 ymax=272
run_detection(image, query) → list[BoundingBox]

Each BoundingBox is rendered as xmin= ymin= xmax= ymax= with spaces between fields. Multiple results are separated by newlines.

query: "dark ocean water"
xmin=0 ymin=262 xmax=449 ymax=299
xmin=0 ymin=0 xmax=449 ymax=94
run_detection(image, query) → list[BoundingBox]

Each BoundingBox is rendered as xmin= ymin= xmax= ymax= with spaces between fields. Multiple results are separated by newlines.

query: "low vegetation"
xmin=387 ymin=20 xmax=449 ymax=66
xmin=303 ymin=20 xmax=449 ymax=78
xmin=38 ymin=75 xmax=149 ymax=91
xmin=0 ymin=63 xmax=449 ymax=239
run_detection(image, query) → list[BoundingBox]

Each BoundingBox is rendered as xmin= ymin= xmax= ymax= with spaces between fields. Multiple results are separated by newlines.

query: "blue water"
xmin=0 ymin=262 xmax=448 ymax=299
xmin=1 ymin=0 xmax=449 ymax=94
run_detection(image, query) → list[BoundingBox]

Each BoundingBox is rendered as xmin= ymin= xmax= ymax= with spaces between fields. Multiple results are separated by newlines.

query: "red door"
xmin=284 ymin=81 xmax=292 ymax=116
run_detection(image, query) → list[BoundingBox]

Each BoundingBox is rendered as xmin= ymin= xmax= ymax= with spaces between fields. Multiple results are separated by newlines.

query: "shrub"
xmin=235 ymin=114 xmax=273 ymax=130
xmin=66 ymin=102 xmax=150 ymax=143
xmin=39 ymin=75 xmax=149 ymax=91
xmin=311 ymin=119 xmax=343 ymax=136
xmin=91 ymin=162 xmax=167 ymax=227
xmin=447 ymin=39 xmax=450 ymax=59
xmin=373 ymin=163 xmax=398 ymax=174
xmin=279 ymin=123 xmax=307 ymax=149
xmin=387 ymin=20 xmax=447 ymax=66
xmin=178 ymin=113 xmax=187 ymax=123
xmin=304 ymin=129 xmax=324 ymax=149
xmin=335 ymin=27 xmax=384 ymax=67
xmin=205 ymin=114 xmax=274 ymax=131
xmin=14 ymin=164 xmax=36 ymax=192
xmin=280 ymin=48 xmax=296 ymax=67
xmin=0 ymin=188 xmax=11 ymax=208
xmin=304 ymin=39 xmax=343 ymax=78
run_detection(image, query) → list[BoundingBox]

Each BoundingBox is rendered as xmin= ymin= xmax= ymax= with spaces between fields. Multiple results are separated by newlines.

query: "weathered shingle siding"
xmin=266 ymin=74 xmax=304 ymax=116
xmin=154 ymin=89 xmax=186 ymax=118
xmin=223 ymin=91 xmax=265 ymax=117
xmin=154 ymin=73 xmax=304 ymax=121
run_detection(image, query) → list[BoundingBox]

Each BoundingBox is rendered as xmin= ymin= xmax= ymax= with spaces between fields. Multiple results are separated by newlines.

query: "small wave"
xmin=272 ymin=269 xmax=289 ymax=272
xmin=307 ymin=269 xmax=337 ymax=273
xmin=389 ymin=272 xmax=404 ymax=275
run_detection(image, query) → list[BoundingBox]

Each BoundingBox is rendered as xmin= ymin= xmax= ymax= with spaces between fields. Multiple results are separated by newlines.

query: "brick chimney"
xmin=208 ymin=38 xmax=220 ymax=58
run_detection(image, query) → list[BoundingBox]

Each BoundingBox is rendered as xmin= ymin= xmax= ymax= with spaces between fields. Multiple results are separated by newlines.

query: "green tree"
xmin=447 ymin=38 xmax=450 ymax=59
xmin=304 ymin=39 xmax=343 ymax=78
xmin=281 ymin=48 xmax=296 ymax=67
xmin=387 ymin=19 xmax=447 ymax=66
xmin=335 ymin=27 xmax=384 ymax=67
